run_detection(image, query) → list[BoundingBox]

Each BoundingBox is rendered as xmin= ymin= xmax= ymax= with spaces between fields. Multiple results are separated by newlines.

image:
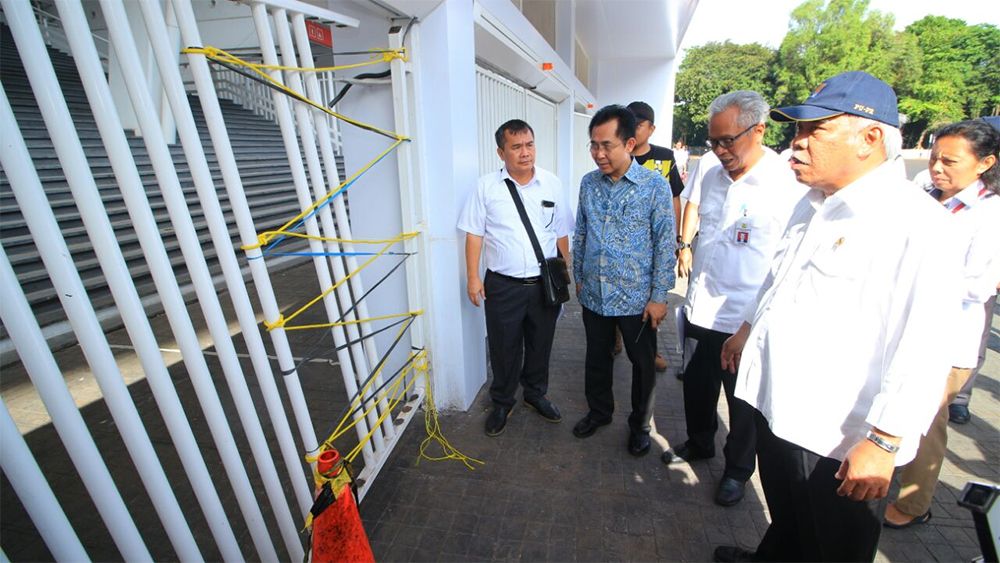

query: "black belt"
xmin=488 ymin=270 xmax=541 ymax=285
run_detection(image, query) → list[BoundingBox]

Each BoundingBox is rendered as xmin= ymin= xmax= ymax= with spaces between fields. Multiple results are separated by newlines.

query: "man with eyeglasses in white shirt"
xmin=712 ymin=72 xmax=962 ymax=562
xmin=664 ymin=90 xmax=807 ymax=509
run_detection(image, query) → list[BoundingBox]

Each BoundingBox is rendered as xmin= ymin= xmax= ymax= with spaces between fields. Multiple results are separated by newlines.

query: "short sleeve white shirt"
xmin=457 ymin=166 xmax=573 ymax=278
xmin=734 ymin=162 xmax=963 ymax=466
xmin=685 ymin=148 xmax=807 ymax=333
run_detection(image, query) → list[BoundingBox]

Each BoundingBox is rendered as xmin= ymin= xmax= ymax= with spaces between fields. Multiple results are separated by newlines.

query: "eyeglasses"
xmin=706 ymin=124 xmax=757 ymax=150
xmin=588 ymin=141 xmax=624 ymax=154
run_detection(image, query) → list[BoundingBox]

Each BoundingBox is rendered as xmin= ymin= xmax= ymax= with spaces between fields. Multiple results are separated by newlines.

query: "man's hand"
xmin=721 ymin=322 xmax=750 ymax=374
xmin=834 ymin=435 xmax=897 ymax=501
xmin=467 ymin=276 xmax=485 ymax=307
xmin=677 ymin=248 xmax=693 ymax=278
xmin=642 ymin=301 xmax=668 ymax=329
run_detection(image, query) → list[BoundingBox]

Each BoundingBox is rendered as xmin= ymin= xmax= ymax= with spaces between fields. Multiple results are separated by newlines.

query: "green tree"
xmin=772 ymin=0 xmax=922 ymax=145
xmin=673 ymin=41 xmax=777 ymax=148
xmin=900 ymin=17 xmax=1000 ymax=146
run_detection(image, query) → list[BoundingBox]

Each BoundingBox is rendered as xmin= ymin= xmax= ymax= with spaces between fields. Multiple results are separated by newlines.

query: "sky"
xmin=679 ymin=0 xmax=1000 ymax=61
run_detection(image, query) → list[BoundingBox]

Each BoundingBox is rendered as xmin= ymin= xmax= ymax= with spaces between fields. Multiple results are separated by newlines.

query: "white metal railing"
xmin=25 ymin=3 xmax=111 ymax=70
xmin=0 ymin=0 xmax=424 ymax=560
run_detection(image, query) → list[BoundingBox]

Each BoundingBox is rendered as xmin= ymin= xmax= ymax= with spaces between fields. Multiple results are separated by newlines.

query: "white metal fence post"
xmin=0 ymin=396 xmax=89 ymax=562
xmin=96 ymin=0 xmax=300 ymax=557
xmin=135 ymin=0 xmax=312 ymax=517
xmin=289 ymin=12 xmax=398 ymax=443
xmin=271 ymin=8 xmax=389 ymax=453
xmin=248 ymin=0 xmax=377 ymax=467
xmin=0 ymin=87 xmax=153 ymax=562
xmin=166 ymin=0 xmax=322 ymax=470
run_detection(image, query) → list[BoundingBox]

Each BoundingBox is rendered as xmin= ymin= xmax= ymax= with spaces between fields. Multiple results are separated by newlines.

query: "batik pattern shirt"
xmin=573 ymin=159 xmax=676 ymax=316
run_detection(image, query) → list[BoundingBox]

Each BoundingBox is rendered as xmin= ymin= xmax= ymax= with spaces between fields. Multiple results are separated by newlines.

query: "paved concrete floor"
xmin=2 ymin=265 xmax=997 ymax=561
xmin=358 ymin=281 xmax=1000 ymax=562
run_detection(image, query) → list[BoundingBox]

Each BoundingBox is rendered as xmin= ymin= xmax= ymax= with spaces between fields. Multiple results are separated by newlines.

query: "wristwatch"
xmin=865 ymin=430 xmax=900 ymax=454
xmin=676 ymin=241 xmax=692 ymax=252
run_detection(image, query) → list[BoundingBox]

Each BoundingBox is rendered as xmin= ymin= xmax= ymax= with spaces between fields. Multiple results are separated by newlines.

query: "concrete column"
xmin=409 ymin=0 xmax=484 ymax=410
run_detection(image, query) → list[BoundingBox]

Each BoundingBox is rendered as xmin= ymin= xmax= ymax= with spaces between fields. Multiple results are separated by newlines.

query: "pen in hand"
xmin=635 ymin=319 xmax=648 ymax=344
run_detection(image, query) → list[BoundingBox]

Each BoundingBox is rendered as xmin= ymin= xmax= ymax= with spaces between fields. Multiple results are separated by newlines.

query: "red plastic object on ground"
xmin=309 ymin=447 xmax=375 ymax=563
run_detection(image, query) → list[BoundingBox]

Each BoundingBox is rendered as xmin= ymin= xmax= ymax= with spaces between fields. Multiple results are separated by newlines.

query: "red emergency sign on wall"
xmin=306 ymin=20 xmax=332 ymax=48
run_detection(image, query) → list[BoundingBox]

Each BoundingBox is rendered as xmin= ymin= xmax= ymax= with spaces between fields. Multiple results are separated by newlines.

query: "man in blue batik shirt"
xmin=572 ymin=104 xmax=677 ymax=456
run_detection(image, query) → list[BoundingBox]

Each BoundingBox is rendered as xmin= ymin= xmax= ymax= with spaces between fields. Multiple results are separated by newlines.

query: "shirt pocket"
xmin=794 ymin=240 xmax=863 ymax=305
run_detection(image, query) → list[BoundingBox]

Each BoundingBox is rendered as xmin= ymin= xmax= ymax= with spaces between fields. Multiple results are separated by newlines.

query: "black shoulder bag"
xmin=503 ymin=178 xmax=570 ymax=307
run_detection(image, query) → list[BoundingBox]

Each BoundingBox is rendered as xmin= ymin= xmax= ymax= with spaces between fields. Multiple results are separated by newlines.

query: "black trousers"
xmin=484 ymin=271 xmax=560 ymax=409
xmin=681 ymin=320 xmax=756 ymax=481
xmin=581 ymin=306 xmax=657 ymax=434
xmin=753 ymin=410 xmax=889 ymax=562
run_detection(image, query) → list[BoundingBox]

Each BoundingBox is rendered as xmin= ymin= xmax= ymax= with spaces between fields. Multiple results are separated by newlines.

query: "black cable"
xmin=276 ymin=254 xmax=412 ymax=375
xmin=337 ymin=254 xmax=411 ymax=320
xmin=326 ymin=18 xmax=415 ymax=109
xmin=327 ymin=70 xmax=389 ymax=108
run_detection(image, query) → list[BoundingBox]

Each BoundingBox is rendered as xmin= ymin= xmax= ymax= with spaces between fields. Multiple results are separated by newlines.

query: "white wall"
xmin=591 ymin=56 xmax=678 ymax=146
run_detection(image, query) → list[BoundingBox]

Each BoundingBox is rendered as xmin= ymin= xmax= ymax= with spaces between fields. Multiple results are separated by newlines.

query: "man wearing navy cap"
xmin=713 ymin=71 xmax=962 ymax=561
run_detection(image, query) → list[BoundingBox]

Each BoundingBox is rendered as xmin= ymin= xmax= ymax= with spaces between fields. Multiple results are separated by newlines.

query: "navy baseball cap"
xmin=980 ymin=115 xmax=1000 ymax=133
xmin=770 ymin=71 xmax=899 ymax=128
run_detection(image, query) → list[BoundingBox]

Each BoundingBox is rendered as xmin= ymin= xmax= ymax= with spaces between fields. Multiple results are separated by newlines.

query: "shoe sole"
xmin=523 ymin=401 xmax=562 ymax=423
xmin=714 ymin=494 xmax=744 ymax=507
xmin=662 ymin=452 xmax=714 ymax=466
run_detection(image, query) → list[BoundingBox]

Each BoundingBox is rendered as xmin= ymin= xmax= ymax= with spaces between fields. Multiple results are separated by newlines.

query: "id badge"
xmin=734 ymin=221 xmax=751 ymax=245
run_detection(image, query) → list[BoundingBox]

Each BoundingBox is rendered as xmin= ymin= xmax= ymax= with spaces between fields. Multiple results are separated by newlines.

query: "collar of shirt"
xmin=950 ymin=179 xmax=987 ymax=208
xmin=807 ymin=160 xmax=905 ymax=220
xmin=599 ymin=158 xmax=644 ymax=188
xmin=500 ymin=166 xmax=539 ymax=189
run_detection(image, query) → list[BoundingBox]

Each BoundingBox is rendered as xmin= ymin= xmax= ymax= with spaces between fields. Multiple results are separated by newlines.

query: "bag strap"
xmin=504 ymin=178 xmax=546 ymax=265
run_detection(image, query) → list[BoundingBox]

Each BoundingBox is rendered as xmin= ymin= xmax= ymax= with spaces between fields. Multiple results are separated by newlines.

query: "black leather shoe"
xmin=572 ymin=414 xmax=610 ymax=438
xmin=628 ymin=432 xmax=651 ymax=456
xmin=714 ymin=477 xmax=746 ymax=507
xmin=524 ymin=396 xmax=562 ymax=422
xmin=485 ymin=406 xmax=512 ymax=437
xmin=949 ymin=404 xmax=971 ymax=424
xmin=713 ymin=545 xmax=756 ymax=562
xmin=661 ymin=443 xmax=714 ymax=465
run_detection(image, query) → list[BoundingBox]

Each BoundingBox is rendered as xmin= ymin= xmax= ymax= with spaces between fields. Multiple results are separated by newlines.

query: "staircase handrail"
xmin=28 ymin=4 xmax=110 ymax=69
xmin=180 ymin=50 xmax=343 ymax=154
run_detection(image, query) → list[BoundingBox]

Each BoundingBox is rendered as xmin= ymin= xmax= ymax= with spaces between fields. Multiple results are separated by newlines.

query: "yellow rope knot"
xmin=241 ymin=232 xmax=270 ymax=251
xmin=264 ymin=314 xmax=285 ymax=331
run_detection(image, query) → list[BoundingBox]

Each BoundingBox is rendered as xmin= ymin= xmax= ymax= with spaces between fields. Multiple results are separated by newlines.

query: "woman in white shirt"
xmin=884 ymin=119 xmax=1000 ymax=528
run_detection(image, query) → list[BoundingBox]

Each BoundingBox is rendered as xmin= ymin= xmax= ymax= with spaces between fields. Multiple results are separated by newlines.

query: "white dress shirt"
xmin=685 ymin=148 xmax=807 ymax=333
xmin=457 ymin=166 xmax=573 ymax=278
xmin=735 ymin=162 xmax=963 ymax=466
xmin=936 ymin=180 xmax=1000 ymax=367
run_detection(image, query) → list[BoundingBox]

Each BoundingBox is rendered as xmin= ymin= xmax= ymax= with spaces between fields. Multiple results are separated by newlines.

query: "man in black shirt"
xmin=628 ymin=101 xmax=684 ymax=234
xmin=625 ymin=101 xmax=682 ymax=373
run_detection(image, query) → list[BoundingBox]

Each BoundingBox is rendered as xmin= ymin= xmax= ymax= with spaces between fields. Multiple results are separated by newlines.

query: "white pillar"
xmin=407 ymin=0 xmax=484 ymax=409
